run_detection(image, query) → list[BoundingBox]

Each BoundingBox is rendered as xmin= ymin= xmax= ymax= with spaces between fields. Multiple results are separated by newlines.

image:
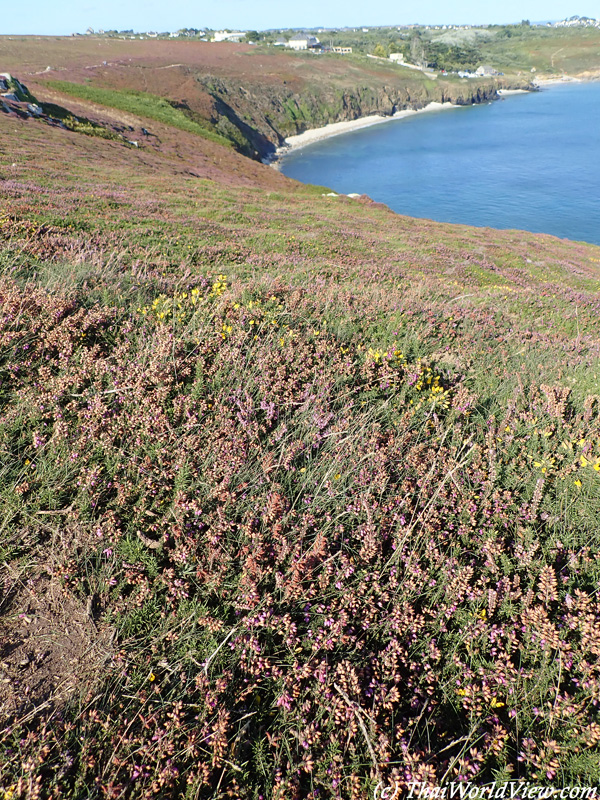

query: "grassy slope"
xmin=44 ymin=80 xmax=233 ymax=148
xmin=1 ymin=45 xmax=600 ymax=799
xmin=1 ymin=37 xmax=525 ymax=158
xmin=473 ymin=26 xmax=600 ymax=77
xmin=327 ymin=25 xmax=600 ymax=78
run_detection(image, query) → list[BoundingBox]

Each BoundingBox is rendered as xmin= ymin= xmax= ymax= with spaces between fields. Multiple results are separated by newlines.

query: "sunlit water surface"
xmin=280 ymin=82 xmax=600 ymax=245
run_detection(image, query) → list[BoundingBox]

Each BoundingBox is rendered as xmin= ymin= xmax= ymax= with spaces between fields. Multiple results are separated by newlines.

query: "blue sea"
xmin=279 ymin=82 xmax=600 ymax=246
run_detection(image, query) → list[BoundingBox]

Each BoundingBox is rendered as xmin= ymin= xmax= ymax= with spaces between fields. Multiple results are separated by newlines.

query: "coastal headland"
xmin=0 ymin=36 xmax=530 ymax=162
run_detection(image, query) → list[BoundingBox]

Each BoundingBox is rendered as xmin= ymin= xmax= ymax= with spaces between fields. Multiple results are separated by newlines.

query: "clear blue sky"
xmin=3 ymin=0 xmax=599 ymax=35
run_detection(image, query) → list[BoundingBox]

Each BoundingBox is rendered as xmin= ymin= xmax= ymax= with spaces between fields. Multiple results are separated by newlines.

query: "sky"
xmin=3 ymin=0 xmax=599 ymax=36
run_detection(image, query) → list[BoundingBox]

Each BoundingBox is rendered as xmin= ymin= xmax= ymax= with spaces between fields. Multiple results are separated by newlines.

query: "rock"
xmin=0 ymin=73 xmax=33 ymax=102
xmin=27 ymin=103 xmax=42 ymax=116
xmin=1 ymin=92 xmax=19 ymax=102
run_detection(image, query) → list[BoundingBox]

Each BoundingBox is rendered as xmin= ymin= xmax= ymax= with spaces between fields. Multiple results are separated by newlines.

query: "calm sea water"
xmin=280 ymin=82 xmax=600 ymax=246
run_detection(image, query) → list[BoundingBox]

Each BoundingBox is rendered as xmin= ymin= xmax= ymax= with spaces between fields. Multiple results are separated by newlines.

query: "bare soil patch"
xmin=0 ymin=566 xmax=112 ymax=730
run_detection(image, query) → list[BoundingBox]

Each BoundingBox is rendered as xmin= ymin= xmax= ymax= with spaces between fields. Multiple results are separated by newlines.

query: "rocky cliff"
xmin=192 ymin=76 xmax=529 ymax=160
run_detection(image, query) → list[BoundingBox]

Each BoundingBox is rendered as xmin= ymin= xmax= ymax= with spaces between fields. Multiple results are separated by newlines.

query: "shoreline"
xmin=266 ymin=101 xmax=459 ymax=166
xmin=533 ymin=76 xmax=583 ymax=86
xmin=265 ymin=74 xmax=600 ymax=168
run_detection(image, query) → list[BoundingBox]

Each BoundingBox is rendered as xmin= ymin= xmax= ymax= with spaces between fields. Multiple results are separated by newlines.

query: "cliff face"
xmin=193 ymin=76 xmax=523 ymax=160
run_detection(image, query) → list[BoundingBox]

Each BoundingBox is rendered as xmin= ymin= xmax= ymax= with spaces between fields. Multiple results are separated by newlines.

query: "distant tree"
xmin=373 ymin=43 xmax=387 ymax=58
xmin=245 ymin=30 xmax=262 ymax=42
xmin=498 ymin=26 xmax=513 ymax=38
xmin=410 ymin=33 xmax=425 ymax=66
xmin=426 ymin=42 xmax=481 ymax=71
xmin=521 ymin=19 xmax=531 ymax=26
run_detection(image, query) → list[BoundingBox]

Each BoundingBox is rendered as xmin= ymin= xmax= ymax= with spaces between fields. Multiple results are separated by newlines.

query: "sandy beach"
xmin=532 ymin=75 xmax=583 ymax=86
xmin=270 ymin=101 xmax=457 ymax=163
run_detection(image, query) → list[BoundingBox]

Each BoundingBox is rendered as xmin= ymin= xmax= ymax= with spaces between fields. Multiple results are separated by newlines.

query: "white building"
xmin=212 ymin=31 xmax=247 ymax=42
xmin=287 ymin=34 xmax=320 ymax=50
xmin=475 ymin=65 xmax=498 ymax=76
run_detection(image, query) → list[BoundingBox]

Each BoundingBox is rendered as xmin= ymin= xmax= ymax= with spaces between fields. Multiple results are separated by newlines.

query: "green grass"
xmin=44 ymin=79 xmax=233 ymax=147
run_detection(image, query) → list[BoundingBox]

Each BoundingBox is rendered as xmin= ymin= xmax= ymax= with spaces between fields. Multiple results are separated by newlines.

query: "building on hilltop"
xmin=332 ymin=46 xmax=352 ymax=54
xmin=554 ymin=15 xmax=600 ymax=27
xmin=274 ymin=36 xmax=287 ymax=46
xmin=212 ymin=31 xmax=247 ymax=42
xmin=475 ymin=65 xmax=499 ymax=76
xmin=287 ymin=34 xmax=320 ymax=50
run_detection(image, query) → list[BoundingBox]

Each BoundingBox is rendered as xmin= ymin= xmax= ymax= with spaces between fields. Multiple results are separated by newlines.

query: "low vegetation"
xmin=46 ymin=80 xmax=233 ymax=148
xmin=1 ymin=38 xmax=600 ymax=800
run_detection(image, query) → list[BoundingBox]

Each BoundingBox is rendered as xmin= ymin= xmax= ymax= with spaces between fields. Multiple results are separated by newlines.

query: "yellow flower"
xmin=148 ymin=672 xmax=156 ymax=682
xmin=490 ymin=697 xmax=505 ymax=709
xmin=574 ymin=479 xmax=582 ymax=487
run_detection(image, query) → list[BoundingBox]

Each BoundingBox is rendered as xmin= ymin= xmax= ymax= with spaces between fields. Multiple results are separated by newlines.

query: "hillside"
xmin=310 ymin=23 xmax=600 ymax=79
xmin=1 ymin=38 xmax=600 ymax=800
xmin=1 ymin=37 xmax=530 ymax=159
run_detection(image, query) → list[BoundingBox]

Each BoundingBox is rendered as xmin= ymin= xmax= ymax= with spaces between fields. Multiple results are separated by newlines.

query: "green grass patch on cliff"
xmin=44 ymin=80 xmax=232 ymax=147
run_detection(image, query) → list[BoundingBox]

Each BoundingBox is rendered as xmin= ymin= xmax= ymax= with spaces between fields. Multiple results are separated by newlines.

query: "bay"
xmin=279 ymin=82 xmax=600 ymax=246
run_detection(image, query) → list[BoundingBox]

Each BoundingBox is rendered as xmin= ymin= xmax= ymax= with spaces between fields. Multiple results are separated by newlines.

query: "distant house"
xmin=212 ymin=30 xmax=246 ymax=42
xmin=287 ymin=34 xmax=320 ymax=50
xmin=274 ymin=36 xmax=287 ymax=46
xmin=332 ymin=46 xmax=352 ymax=54
xmin=389 ymin=52 xmax=406 ymax=64
xmin=475 ymin=65 xmax=498 ymax=76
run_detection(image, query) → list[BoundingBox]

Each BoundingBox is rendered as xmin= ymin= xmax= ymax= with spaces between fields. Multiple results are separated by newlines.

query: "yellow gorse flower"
xmin=138 ymin=276 xmax=229 ymax=323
